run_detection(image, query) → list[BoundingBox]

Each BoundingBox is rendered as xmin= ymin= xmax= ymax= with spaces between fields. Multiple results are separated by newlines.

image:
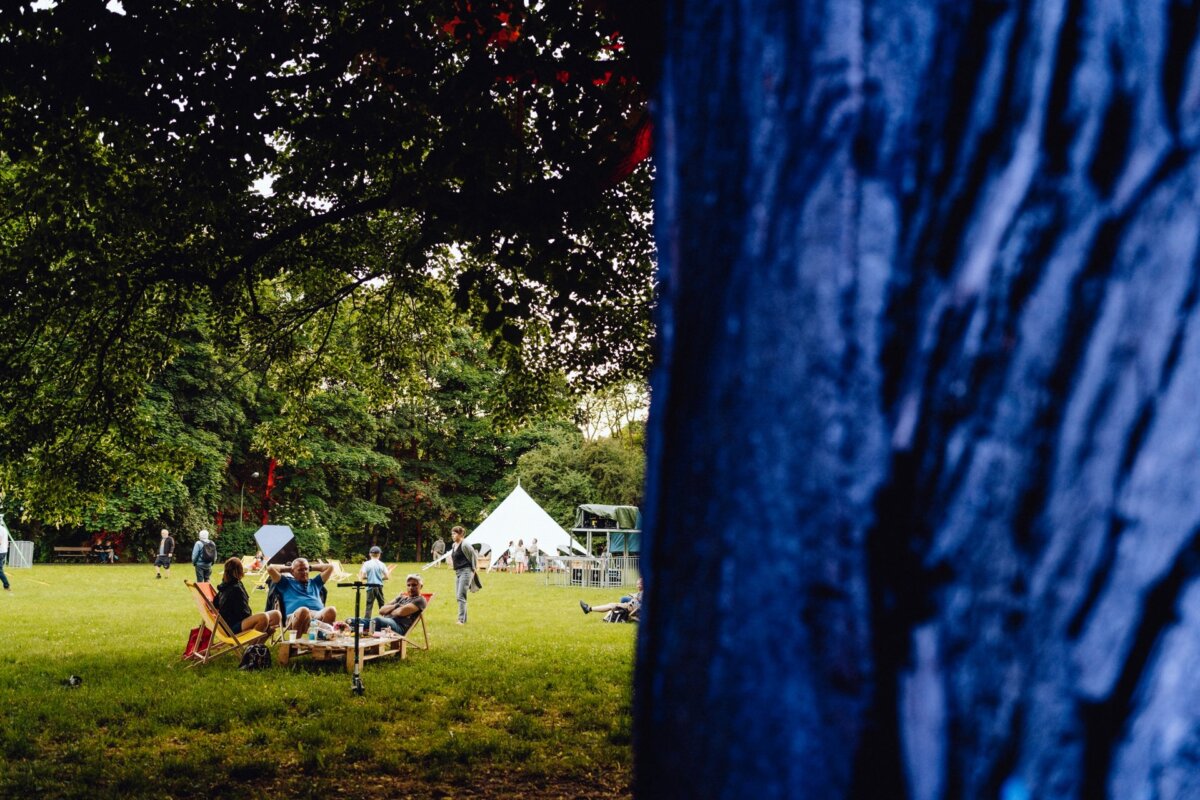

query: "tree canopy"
xmin=0 ymin=0 xmax=657 ymax=520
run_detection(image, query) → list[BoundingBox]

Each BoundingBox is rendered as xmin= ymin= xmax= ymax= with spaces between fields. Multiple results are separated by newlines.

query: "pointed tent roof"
xmin=464 ymin=484 xmax=585 ymax=558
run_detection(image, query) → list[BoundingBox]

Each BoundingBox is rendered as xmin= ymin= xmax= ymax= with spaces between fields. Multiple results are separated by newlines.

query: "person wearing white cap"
xmin=191 ymin=529 xmax=217 ymax=583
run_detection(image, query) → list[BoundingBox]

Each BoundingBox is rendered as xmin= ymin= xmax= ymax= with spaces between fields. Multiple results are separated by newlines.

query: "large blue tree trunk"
xmin=637 ymin=1 xmax=1200 ymax=797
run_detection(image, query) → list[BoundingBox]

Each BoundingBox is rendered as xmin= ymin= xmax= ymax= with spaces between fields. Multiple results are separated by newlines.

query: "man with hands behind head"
xmin=268 ymin=558 xmax=337 ymax=636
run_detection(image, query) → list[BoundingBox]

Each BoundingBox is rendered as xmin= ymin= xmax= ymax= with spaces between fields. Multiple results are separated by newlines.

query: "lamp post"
xmin=240 ymin=471 xmax=260 ymax=523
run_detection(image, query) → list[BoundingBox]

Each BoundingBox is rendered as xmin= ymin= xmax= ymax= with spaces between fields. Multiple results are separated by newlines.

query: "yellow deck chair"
xmin=182 ymin=579 xmax=273 ymax=667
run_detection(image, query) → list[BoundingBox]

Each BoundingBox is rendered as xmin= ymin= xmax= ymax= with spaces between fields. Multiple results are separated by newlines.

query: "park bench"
xmin=53 ymin=546 xmax=93 ymax=562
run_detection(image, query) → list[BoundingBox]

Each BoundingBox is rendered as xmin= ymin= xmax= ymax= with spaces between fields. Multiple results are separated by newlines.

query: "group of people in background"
xmin=486 ymin=538 xmax=537 ymax=573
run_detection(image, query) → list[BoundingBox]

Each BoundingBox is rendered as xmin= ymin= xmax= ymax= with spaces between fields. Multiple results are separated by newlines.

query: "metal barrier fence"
xmin=8 ymin=541 xmax=34 ymax=568
xmin=544 ymin=555 xmax=640 ymax=588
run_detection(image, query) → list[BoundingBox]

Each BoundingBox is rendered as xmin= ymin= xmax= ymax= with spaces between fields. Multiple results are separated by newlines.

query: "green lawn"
xmin=0 ymin=564 xmax=636 ymax=799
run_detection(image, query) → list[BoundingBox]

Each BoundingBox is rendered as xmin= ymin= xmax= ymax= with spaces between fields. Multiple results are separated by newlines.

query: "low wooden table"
xmin=277 ymin=633 xmax=407 ymax=672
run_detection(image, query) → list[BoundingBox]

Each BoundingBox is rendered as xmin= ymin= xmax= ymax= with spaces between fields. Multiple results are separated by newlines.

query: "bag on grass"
xmin=238 ymin=644 xmax=271 ymax=671
xmin=603 ymin=608 xmax=632 ymax=623
xmin=183 ymin=626 xmax=212 ymax=659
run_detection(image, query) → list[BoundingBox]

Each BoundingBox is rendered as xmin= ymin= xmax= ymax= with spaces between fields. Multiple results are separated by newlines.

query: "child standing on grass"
xmin=359 ymin=546 xmax=393 ymax=618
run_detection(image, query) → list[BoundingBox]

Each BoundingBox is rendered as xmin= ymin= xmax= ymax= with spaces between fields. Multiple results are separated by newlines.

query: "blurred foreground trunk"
xmin=637 ymin=1 xmax=1200 ymax=797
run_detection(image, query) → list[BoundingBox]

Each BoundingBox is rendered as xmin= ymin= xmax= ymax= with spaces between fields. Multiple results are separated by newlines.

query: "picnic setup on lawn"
xmin=179 ymin=524 xmax=441 ymax=694
xmin=0 ymin=500 xmax=642 ymax=798
xmin=0 ymin=566 xmax=639 ymax=798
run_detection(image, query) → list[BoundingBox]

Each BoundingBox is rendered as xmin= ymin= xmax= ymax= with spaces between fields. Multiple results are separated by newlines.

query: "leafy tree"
xmin=514 ymin=430 xmax=644 ymax=526
xmin=0 ymin=1 xmax=656 ymax=502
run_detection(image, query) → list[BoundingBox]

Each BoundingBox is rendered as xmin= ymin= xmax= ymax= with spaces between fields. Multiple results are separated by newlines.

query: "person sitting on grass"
xmin=580 ymin=577 xmax=643 ymax=622
xmin=350 ymin=573 xmax=428 ymax=636
xmin=268 ymin=558 xmax=337 ymax=636
xmin=215 ymin=557 xmax=282 ymax=634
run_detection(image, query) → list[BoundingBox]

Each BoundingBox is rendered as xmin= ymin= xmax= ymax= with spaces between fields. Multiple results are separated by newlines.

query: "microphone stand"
xmin=338 ymin=581 xmax=369 ymax=695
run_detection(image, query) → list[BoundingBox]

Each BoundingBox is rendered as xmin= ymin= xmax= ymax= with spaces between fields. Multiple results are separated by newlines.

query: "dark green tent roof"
xmin=574 ymin=504 xmax=641 ymax=530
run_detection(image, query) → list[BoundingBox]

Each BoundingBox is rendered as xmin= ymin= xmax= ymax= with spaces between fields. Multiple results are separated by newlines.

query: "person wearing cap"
xmin=191 ymin=529 xmax=217 ymax=583
xmin=365 ymin=573 xmax=428 ymax=636
xmin=358 ymin=545 xmax=394 ymax=618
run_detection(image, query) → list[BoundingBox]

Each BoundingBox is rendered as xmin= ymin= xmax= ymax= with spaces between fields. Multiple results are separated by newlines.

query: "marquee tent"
xmin=424 ymin=484 xmax=586 ymax=568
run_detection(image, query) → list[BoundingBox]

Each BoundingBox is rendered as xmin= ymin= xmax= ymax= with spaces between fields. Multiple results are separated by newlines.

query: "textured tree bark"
xmin=637 ymin=1 xmax=1200 ymax=798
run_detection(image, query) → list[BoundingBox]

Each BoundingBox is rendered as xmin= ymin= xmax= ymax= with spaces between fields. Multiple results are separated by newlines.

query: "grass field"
xmin=0 ymin=563 xmax=636 ymax=799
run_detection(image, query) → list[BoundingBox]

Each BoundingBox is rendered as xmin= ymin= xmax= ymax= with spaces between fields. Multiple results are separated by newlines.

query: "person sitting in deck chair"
xmin=268 ymin=558 xmax=337 ymax=636
xmin=580 ymin=577 xmax=643 ymax=622
xmin=215 ymin=557 xmax=282 ymax=634
xmin=350 ymin=573 xmax=428 ymax=636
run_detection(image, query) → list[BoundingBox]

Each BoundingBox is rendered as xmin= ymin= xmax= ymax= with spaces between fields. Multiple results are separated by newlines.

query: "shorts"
xmin=154 ymin=555 xmax=172 ymax=568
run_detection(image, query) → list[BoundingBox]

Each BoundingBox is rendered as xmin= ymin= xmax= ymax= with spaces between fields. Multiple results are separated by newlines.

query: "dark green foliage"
xmin=0 ymin=2 xmax=654 ymax=504
xmin=0 ymin=3 xmax=654 ymax=557
xmin=514 ymin=431 xmax=645 ymax=526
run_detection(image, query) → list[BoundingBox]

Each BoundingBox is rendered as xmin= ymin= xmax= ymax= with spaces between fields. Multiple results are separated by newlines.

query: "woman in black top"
xmin=215 ymin=558 xmax=282 ymax=634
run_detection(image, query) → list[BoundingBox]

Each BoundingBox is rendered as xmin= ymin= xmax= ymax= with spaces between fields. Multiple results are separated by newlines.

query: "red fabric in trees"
xmin=261 ymin=458 xmax=277 ymax=525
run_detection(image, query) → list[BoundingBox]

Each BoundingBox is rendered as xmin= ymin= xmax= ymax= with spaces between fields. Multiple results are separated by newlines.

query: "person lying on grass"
xmin=580 ymin=577 xmax=643 ymax=622
xmin=215 ymin=557 xmax=282 ymax=634
xmin=348 ymin=573 xmax=428 ymax=636
xmin=268 ymin=557 xmax=337 ymax=636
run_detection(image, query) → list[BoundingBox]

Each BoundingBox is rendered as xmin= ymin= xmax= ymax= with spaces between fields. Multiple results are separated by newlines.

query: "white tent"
xmin=424 ymin=484 xmax=586 ymax=568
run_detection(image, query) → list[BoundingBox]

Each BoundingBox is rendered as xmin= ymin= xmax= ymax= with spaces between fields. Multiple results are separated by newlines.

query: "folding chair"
xmin=253 ymin=568 xmax=272 ymax=592
xmin=242 ymin=555 xmax=263 ymax=576
xmin=182 ymin=580 xmax=273 ymax=667
xmin=400 ymin=592 xmax=434 ymax=651
xmin=327 ymin=560 xmax=351 ymax=582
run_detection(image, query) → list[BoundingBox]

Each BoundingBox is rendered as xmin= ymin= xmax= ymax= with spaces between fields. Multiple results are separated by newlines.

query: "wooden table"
xmin=276 ymin=633 xmax=407 ymax=672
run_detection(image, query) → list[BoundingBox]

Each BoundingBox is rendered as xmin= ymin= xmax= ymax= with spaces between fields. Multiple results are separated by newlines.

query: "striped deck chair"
xmin=182 ymin=580 xmax=272 ymax=667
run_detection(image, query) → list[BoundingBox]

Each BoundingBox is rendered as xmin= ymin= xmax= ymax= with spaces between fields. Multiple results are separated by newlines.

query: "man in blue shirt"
xmin=267 ymin=558 xmax=337 ymax=636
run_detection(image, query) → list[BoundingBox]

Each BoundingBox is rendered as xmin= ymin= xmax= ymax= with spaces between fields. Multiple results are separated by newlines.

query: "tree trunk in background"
xmin=637 ymin=1 xmax=1200 ymax=797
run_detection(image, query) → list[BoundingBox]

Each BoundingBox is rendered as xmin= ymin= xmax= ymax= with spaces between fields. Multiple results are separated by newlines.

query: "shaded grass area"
xmin=0 ymin=564 xmax=635 ymax=798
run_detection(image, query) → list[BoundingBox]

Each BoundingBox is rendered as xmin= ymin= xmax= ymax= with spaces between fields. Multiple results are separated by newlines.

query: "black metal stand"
xmin=338 ymin=581 xmax=369 ymax=695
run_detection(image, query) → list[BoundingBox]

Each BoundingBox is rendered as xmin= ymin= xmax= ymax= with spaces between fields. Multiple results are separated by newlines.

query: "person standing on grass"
xmin=513 ymin=539 xmax=528 ymax=574
xmin=191 ymin=529 xmax=216 ymax=583
xmin=450 ymin=525 xmax=478 ymax=625
xmin=359 ymin=545 xmax=393 ymax=618
xmin=154 ymin=528 xmax=175 ymax=579
xmin=529 ymin=538 xmax=539 ymax=572
xmin=0 ymin=512 xmax=12 ymax=592
xmin=430 ymin=536 xmax=445 ymax=566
